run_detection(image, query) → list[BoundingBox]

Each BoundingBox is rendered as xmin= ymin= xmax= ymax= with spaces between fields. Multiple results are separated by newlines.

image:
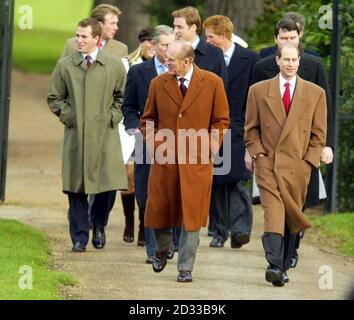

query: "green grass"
xmin=13 ymin=28 xmax=73 ymax=73
xmin=0 ymin=219 xmax=76 ymax=300
xmin=14 ymin=0 xmax=93 ymax=32
xmin=12 ymin=0 xmax=93 ymax=73
xmin=308 ymin=213 xmax=354 ymax=257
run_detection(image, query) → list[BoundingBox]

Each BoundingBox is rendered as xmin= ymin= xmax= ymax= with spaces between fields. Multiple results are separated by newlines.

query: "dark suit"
xmin=122 ymin=58 xmax=158 ymax=258
xmin=252 ymin=53 xmax=333 ymax=208
xmin=211 ymin=44 xmax=259 ymax=242
xmin=194 ymin=38 xmax=228 ymax=89
xmin=122 ymin=59 xmax=157 ymax=208
xmin=259 ymin=45 xmax=320 ymax=59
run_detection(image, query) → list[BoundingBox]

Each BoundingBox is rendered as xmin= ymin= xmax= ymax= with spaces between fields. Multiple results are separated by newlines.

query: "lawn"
xmin=0 ymin=219 xmax=76 ymax=300
xmin=308 ymin=212 xmax=354 ymax=257
xmin=13 ymin=0 xmax=93 ymax=73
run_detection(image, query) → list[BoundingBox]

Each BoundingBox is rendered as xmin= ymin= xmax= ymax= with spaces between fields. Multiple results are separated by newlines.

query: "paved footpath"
xmin=0 ymin=70 xmax=353 ymax=300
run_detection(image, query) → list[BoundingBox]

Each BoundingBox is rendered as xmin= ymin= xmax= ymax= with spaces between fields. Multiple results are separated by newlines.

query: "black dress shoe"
xmin=152 ymin=251 xmax=168 ymax=273
xmin=265 ymin=266 xmax=285 ymax=287
xmin=207 ymin=230 xmax=214 ymax=237
xmin=177 ymin=270 xmax=192 ymax=283
xmin=167 ymin=244 xmax=175 ymax=259
xmin=92 ymin=226 xmax=106 ymax=249
xmin=283 ymin=272 xmax=289 ymax=283
xmin=209 ymin=237 xmax=224 ymax=248
xmin=231 ymin=233 xmax=250 ymax=248
xmin=72 ymin=242 xmax=86 ymax=252
xmin=290 ymin=255 xmax=299 ymax=268
xmin=146 ymin=256 xmax=154 ymax=264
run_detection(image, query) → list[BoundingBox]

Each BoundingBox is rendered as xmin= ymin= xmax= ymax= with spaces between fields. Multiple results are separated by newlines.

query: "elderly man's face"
xmin=166 ymin=47 xmax=191 ymax=76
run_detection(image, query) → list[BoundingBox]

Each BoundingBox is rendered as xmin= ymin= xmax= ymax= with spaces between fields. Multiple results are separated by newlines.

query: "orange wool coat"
xmin=140 ymin=65 xmax=230 ymax=232
xmin=244 ymin=75 xmax=327 ymax=235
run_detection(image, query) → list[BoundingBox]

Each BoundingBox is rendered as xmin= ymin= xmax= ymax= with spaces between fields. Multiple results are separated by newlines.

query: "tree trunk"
xmin=93 ymin=0 xmax=151 ymax=52
xmin=204 ymin=0 xmax=265 ymax=38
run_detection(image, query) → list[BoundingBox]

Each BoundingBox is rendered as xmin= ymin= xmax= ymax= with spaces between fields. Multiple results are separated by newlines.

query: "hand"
xmin=321 ymin=146 xmax=333 ymax=164
xmin=244 ymin=149 xmax=254 ymax=172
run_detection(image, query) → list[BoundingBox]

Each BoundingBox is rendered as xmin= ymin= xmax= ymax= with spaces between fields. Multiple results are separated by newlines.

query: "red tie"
xmin=282 ymin=82 xmax=291 ymax=114
xmin=85 ymin=55 xmax=92 ymax=67
xmin=179 ymin=78 xmax=187 ymax=97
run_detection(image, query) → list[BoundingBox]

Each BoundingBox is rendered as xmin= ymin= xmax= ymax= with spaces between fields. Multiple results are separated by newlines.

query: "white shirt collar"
xmin=177 ymin=64 xmax=194 ymax=88
xmin=279 ymin=73 xmax=297 ymax=89
xmin=224 ymin=42 xmax=235 ymax=66
xmin=191 ymin=37 xmax=200 ymax=50
xmin=82 ymin=47 xmax=99 ymax=62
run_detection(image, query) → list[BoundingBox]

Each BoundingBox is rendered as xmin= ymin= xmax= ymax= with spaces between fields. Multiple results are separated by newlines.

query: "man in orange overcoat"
xmin=244 ymin=43 xmax=326 ymax=286
xmin=140 ymin=40 xmax=229 ymax=282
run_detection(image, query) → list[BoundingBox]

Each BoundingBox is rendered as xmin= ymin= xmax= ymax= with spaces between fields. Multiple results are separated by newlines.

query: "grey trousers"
xmin=155 ymin=226 xmax=200 ymax=272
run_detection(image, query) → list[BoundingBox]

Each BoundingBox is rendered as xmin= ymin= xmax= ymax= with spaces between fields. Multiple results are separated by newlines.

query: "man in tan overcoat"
xmin=61 ymin=4 xmax=128 ymax=59
xmin=48 ymin=18 xmax=127 ymax=252
xmin=140 ymin=41 xmax=230 ymax=282
xmin=244 ymin=43 xmax=326 ymax=286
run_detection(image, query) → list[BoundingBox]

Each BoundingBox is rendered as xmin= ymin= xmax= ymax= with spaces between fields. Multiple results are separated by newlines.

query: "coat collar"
xmin=142 ymin=58 xmax=158 ymax=85
xmin=264 ymin=74 xmax=309 ymax=143
xmin=73 ymin=50 xmax=107 ymax=68
xmin=227 ymin=43 xmax=251 ymax=81
xmin=163 ymin=63 xmax=205 ymax=113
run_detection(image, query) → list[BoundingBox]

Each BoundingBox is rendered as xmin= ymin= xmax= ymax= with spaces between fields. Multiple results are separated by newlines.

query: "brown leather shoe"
xmin=177 ymin=270 xmax=192 ymax=282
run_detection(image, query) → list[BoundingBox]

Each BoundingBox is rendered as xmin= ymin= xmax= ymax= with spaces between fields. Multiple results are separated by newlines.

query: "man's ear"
xmin=275 ymin=55 xmax=280 ymax=66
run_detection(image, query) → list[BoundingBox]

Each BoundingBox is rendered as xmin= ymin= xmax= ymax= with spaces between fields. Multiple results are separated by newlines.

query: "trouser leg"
xmin=177 ymin=226 xmax=200 ymax=272
xmin=283 ymin=224 xmax=298 ymax=272
xmin=91 ymin=190 xmax=117 ymax=228
xmin=68 ymin=192 xmax=90 ymax=246
xmin=210 ymin=182 xmax=229 ymax=241
xmin=262 ymin=232 xmax=284 ymax=271
xmin=229 ymin=180 xmax=253 ymax=237
xmin=140 ymin=207 xmax=156 ymax=256
xmin=154 ymin=228 xmax=173 ymax=253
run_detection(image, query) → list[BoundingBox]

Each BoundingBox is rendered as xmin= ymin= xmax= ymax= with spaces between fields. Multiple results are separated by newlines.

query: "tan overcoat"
xmin=140 ymin=65 xmax=230 ymax=232
xmin=244 ymin=75 xmax=327 ymax=235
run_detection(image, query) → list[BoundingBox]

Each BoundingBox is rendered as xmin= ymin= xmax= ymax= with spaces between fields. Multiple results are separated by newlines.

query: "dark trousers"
xmin=68 ymin=190 xmax=116 ymax=246
xmin=262 ymin=224 xmax=297 ymax=272
xmin=211 ymin=181 xmax=253 ymax=241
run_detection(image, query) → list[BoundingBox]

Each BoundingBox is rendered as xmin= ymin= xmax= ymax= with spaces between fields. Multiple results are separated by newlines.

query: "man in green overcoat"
xmin=48 ymin=18 xmax=127 ymax=252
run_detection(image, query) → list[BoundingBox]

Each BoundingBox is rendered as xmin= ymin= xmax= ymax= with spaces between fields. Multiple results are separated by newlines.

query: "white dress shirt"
xmin=191 ymin=37 xmax=200 ymax=50
xmin=154 ymin=56 xmax=167 ymax=75
xmin=279 ymin=74 xmax=297 ymax=101
xmin=177 ymin=64 xmax=194 ymax=89
xmin=224 ymin=42 xmax=235 ymax=67
xmin=82 ymin=47 xmax=99 ymax=63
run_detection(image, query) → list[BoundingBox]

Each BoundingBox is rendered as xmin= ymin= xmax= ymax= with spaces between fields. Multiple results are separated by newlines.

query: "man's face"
xmin=204 ymin=28 xmax=224 ymax=49
xmin=276 ymin=46 xmax=300 ymax=80
xmin=166 ymin=47 xmax=190 ymax=76
xmin=76 ymin=26 xmax=99 ymax=53
xmin=275 ymin=28 xmax=299 ymax=46
xmin=173 ymin=17 xmax=196 ymax=42
xmin=154 ymin=34 xmax=175 ymax=64
xmin=100 ymin=13 xmax=119 ymax=40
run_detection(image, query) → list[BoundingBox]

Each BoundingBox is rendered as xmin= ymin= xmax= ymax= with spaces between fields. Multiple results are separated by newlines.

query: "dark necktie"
xmin=282 ymin=82 xmax=291 ymax=114
xmin=179 ymin=77 xmax=187 ymax=97
xmin=85 ymin=55 xmax=92 ymax=67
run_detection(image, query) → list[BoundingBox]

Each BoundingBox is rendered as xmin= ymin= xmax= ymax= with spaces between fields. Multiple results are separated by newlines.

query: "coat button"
xmin=276 ymin=149 xmax=281 ymax=153
xmin=290 ymin=170 xmax=294 ymax=174
xmin=178 ymin=113 xmax=183 ymax=118
xmin=274 ymin=169 xmax=278 ymax=173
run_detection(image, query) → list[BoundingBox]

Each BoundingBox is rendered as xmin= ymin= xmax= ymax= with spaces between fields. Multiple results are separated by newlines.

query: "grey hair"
xmin=152 ymin=25 xmax=174 ymax=44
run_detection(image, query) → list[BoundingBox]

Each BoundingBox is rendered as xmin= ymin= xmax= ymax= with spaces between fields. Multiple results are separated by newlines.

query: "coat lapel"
xmin=227 ymin=44 xmax=249 ymax=82
xmin=264 ymin=75 xmax=287 ymax=128
xmin=278 ymin=76 xmax=308 ymax=144
xmin=163 ymin=74 xmax=183 ymax=107
xmin=180 ymin=65 xmax=205 ymax=114
xmin=142 ymin=59 xmax=158 ymax=86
